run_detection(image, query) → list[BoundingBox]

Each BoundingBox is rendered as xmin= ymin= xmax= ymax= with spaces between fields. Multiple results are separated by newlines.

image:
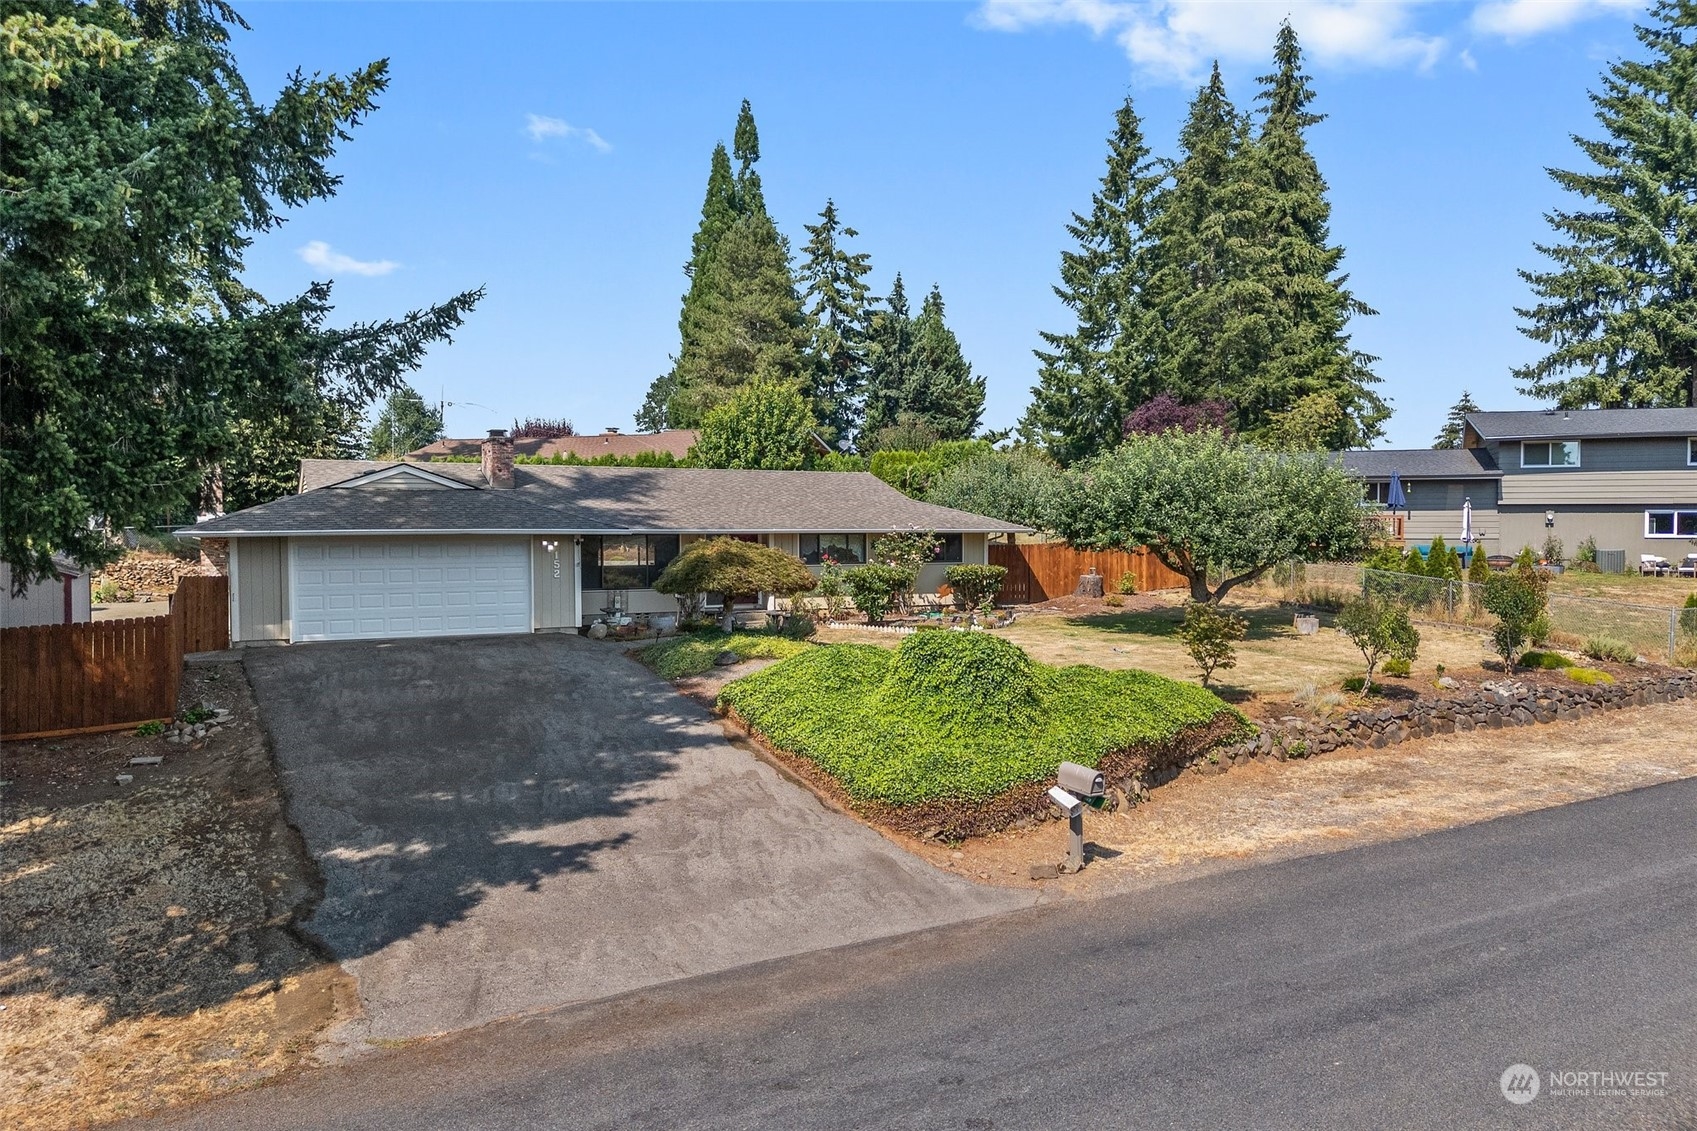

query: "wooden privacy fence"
xmin=989 ymin=542 xmax=1186 ymax=605
xmin=1 ymin=573 xmax=228 ymax=740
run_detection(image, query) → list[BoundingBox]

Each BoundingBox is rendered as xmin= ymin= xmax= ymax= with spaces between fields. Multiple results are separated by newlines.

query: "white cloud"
xmin=1469 ymin=0 xmax=1638 ymax=39
xmin=975 ymin=0 xmax=1445 ymax=80
xmin=524 ymin=113 xmax=611 ymax=153
xmin=296 ymin=240 xmax=398 ymax=277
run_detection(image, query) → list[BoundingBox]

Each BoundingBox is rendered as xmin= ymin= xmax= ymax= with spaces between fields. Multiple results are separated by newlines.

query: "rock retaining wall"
xmin=1191 ymin=671 xmax=1696 ymax=782
xmin=93 ymin=553 xmax=210 ymax=599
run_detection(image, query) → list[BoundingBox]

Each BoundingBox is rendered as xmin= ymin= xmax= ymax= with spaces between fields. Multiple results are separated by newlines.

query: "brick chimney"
xmin=481 ymin=429 xmax=515 ymax=489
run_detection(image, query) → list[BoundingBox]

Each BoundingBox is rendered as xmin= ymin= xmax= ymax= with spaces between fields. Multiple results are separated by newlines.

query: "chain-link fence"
xmin=1250 ymin=561 xmax=1697 ymax=666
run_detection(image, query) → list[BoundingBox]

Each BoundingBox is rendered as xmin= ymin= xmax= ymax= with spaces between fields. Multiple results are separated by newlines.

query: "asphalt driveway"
xmin=243 ymin=635 xmax=1030 ymax=1043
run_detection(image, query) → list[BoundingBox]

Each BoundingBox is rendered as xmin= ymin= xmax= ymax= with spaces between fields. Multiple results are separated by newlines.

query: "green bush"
xmin=1341 ymin=676 xmax=1383 ymax=694
xmin=1336 ymin=595 xmax=1420 ymax=684
xmin=815 ymin=557 xmax=849 ymax=621
xmin=1176 ymin=601 xmax=1247 ymax=687
xmin=654 ymin=538 xmax=817 ymax=624
xmin=135 ymin=720 xmax=164 ymax=737
xmin=1566 ymin=667 xmax=1615 ymax=685
xmin=842 ymin=563 xmax=915 ymax=624
xmin=1583 ymin=636 xmax=1637 ymax=664
xmin=94 ymin=581 xmax=122 ymax=603
xmin=1482 ymin=566 xmax=1549 ymax=669
xmin=1518 ymin=650 xmax=1574 ymax=670
xmin=778 ymin=612 xmax=818 ymax=640
xmin=943 ymin=564 xmax=1007 ymax=611
xmin=1116 ymin=570 xmax=1138 ymax=595
xmin=717 ymin=634 xmax=1246 ymax=805
xmin=1681 ymin=593 xmax=1697 ymax=636
xmin=1380 ymin=658 xmax=1411 ymax=678
xmin=1528 ymin=613 xmax=1552 ymax=646
xmin=640 ymin=631 xmax=811 ymax=679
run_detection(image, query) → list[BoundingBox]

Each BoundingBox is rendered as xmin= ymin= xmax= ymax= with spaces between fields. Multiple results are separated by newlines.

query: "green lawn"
xmin=638 ymin=630 xmax=812 ymax=679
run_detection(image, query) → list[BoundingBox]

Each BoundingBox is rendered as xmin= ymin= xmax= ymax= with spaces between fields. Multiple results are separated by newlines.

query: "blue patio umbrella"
xmin=1386 ymin=473 xmax=1408 ymax=515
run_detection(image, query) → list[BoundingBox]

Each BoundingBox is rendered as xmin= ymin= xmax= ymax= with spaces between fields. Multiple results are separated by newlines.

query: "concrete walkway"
xmin=243 ymin=636 xmax=1030 ymax=1043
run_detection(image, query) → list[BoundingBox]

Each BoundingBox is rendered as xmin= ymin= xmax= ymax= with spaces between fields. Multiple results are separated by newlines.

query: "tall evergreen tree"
xmin=863 ymin=273 xmax=915 ymax=438
xmin=1019 ymin=96 xmax=1166 ymax=465
xmin=864 ymin=282 xmax=984 ymax=443
xmin=367 ymin=385 xmax=445 ymax=458
xmin=1433 ymin=390 xmax=1481 ymax=449
xmin=1246 ymin=22 xmax=1387 ymax=446
xmin=1 ymin=0 xmax=481 ymax=582
xmin=639 ymin=101 xmax=796 ymax=430
xmin=665 ymin=210 xmax=810 ymax=426
xmin=797 ymin=200 xmax=875 ymax=442
xmin=1514 ymin=0 xmax=1697 ymax=408
xmin=1142 ymin=65 xmax=1276 ymax=416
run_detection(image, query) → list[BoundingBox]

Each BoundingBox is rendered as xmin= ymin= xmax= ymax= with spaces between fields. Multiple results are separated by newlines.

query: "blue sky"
xmin=233 ymin=0 xmax=1651 ymax=449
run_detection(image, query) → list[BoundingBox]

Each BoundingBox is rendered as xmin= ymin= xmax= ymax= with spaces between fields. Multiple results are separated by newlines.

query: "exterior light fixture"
xmin=1544 ymin=511 xmax=1556 ymax=529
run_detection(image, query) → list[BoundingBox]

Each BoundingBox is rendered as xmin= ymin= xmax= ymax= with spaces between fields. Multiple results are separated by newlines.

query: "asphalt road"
xmin=137 ymin=778 xmax=1696 ymax=1131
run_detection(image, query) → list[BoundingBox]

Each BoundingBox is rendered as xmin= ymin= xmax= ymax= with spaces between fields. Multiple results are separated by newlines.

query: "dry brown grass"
xmin=0 ymin=660 xmax=350 ymax=1130
xmin=915 ymin=699 xmax=1697 ymax=893
xmin=819 ymin=593 xmax=1497 ymax=701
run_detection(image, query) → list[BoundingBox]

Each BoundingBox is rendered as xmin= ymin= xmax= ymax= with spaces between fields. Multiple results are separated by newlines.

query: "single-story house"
xmin=1338 ymin=406 xmax=1697 ymax=562
xmin=404 ymin=427 xmax=698 ymax=463
xmin=180 ymin=430 xmax=1027 ymax=645
xmin=1 ymin=556 xmax=92 ymax=628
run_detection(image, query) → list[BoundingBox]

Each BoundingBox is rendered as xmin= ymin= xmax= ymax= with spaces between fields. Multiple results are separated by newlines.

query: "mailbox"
xmin=1046 ymin=785 xmax=1084 ymax=818
xmin=1056 ymin=761 xmax=1105 ymax=798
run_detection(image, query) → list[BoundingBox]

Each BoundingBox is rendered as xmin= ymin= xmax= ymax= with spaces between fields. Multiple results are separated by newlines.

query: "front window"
xmin=932 ymin=534 xmax=964 ymax=563
xmin=581 ymin=535 xmax=679 ymax=589
xmin=1362 ymin=481 xmax=1391 ymax=506
xmin=1521 ymin=440 xmax=1580 ymax=468
xmin=800 ymin=534 xmax=866 ymax=565
xmin=1645 ymin=510 xmax=1697 ymax=538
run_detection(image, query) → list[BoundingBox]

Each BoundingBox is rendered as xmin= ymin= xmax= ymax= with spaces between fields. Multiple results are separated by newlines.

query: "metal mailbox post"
xmin=1053 ymin=762 xmax=1105 ymax=873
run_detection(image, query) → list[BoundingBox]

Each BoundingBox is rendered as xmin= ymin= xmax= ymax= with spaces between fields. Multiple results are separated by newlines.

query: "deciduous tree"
xmin=692 ymin=380 xmax=817 ymax=470
xmin=1052 ymin=429 xmax=1368 ymax=603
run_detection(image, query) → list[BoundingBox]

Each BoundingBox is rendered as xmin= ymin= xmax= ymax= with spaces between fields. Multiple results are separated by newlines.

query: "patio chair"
xmin=1640 ymin=554 xmax=1672 ymax=577
xmin=1678 ymin=554 xmax=1697 ymax=579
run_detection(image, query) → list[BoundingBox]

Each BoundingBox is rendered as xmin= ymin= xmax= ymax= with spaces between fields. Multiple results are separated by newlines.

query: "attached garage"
xmin=290 ymin=537 xmax=531 ymax=642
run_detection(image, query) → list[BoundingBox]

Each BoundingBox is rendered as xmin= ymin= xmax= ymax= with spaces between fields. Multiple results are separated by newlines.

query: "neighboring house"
xmin=1339 ymin=407 xmax=1697 ymax=562
xmin=182 ymin=430 xmax=1026 ymax=645
xmin=405 ymin=428 xmax=699 ymax=463
xmin=1 ymin=557 xmax=92 ymax=628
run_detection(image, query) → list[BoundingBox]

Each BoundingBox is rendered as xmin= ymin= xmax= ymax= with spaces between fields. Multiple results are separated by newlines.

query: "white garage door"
xmin=290 ymin=537 xmax=531 ymax=642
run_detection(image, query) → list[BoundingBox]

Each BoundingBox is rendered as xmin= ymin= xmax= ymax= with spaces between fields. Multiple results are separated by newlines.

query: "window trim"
xmin=581 ymin=534 xmax=679 ymax=589
xmin=799 ymin=533 xmax=867 ymax=565
xmin=1520 ymin=439 xmax=1581 ymax=469
xmin=1644 ymin=509 xmax=1697 ymax=538
xmin=1687 ymin=437 xmax=1697 ymax=466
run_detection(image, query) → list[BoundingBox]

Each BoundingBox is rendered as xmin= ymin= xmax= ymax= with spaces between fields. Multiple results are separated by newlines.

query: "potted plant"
xmin=1540 ymin=534 xmax=1565 ymax=575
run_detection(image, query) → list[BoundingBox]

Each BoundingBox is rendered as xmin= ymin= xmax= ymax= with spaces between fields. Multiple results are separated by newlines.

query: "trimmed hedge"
xmin=641 ymin=631 xmax=812 ymax=680
xmin=717 ymin=631 xmax=1246 ymax=806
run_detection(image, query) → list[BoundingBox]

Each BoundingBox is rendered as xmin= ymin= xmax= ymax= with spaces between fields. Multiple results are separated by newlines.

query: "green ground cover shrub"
xmin=1583 ymin=637 xmax=1637 ymax=664
xmin=717 ymin=632 xmax=1246 ymax=806
xmin=1518 ymin=650 xmax=1575 ymax=670
xmin=641 ymin=631 xmax=812 ymax=680
xmin=1566 ymin=668 xmax=1615 ymax=685
xmin=1380 ymin=658 xmax=1412 ymax=678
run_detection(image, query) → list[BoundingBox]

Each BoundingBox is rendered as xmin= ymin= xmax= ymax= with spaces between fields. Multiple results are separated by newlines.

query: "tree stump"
xmin=1075 ymin=570 xmax=1105 ymax=599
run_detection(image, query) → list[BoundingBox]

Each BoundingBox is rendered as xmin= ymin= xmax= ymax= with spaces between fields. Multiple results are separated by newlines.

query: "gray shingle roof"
xmin=1465 ymin=407 xmax=1697 ymax=440
xmin=1335 ymin=448 xmax=1501 ymax=480
xmin=186 ymin=462 xmax=1029 ymax=536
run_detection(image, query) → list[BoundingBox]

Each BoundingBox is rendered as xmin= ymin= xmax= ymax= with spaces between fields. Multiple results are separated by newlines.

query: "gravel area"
xmin=0 ymin=658 xmax=351 ymax=1130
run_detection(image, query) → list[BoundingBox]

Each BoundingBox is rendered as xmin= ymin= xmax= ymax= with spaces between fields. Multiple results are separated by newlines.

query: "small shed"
xmin=1 ymin=557 xmax=92 ymax=628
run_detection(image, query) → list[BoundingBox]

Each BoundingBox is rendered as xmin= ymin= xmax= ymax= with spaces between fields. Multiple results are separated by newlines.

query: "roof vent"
xmin=604 ymin=427 xmax=621 ymax=435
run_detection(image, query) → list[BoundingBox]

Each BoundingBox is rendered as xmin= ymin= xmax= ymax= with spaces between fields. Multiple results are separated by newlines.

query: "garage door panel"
xmin=292 ymin=537 xmax=531 ymax=642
